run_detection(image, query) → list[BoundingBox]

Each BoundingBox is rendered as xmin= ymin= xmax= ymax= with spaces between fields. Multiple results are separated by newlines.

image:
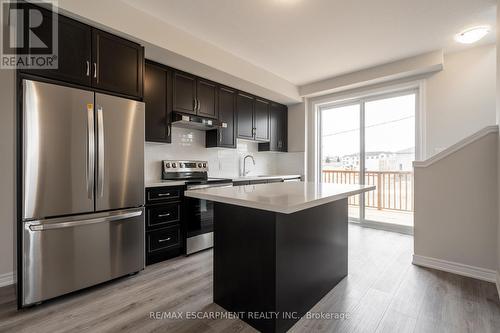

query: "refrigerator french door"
xmin=21 ymin=79 xmax=145 ymax=307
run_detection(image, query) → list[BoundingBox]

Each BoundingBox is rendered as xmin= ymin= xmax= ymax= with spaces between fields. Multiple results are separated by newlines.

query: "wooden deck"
xmin=349 ymin=206 xmax=414 ymax=227
xmin=0 ymin=225 xmax=498 ymax=333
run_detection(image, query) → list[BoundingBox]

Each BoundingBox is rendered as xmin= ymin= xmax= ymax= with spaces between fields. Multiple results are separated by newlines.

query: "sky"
xmin=321 ymin=93 xmax=416 ymax=159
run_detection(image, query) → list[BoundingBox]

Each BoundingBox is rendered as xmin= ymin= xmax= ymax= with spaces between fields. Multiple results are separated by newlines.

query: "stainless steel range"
xmin=162 ymin=160 xmax=232 ymax=254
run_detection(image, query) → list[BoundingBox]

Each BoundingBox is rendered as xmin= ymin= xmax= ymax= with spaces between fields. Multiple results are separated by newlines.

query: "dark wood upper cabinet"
xmin=236 ymin=94 xmax=270 ymax=142
xmin=277 ymin=104 xmax=288 ymax=151
xmin=20 ymin=7 xmax=92 ymax=87
xmin=259 ymin=103 xmax=288 ymax=152
xmin=173 ymin=72 xmax=218 ymax=119
xmin=207 ymin=86 xmax=236 ymax=148
xmin=92 ymin=29 xmax=144 ymax=98
xmin=173 ymin=72 xmax=196 ymax=115
xmin=20 ymin=5 xmax=144 ymax=99
xmin=237 ymin=93 xmax=255 ymax=140
xmin=197 ymin=79 xmax=218 ymax=118
xmin=254 ymin=99 xmax=270 ymax=141
xmin=144 ymin=61 xmax=172 ymax=143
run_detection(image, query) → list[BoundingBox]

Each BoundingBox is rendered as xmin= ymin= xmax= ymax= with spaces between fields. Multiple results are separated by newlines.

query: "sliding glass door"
xmin=320 ymin=103 xmax=361 ymax=221
xmin=320 ymin=90 xmax=416 ymax=229
xmin=364 ymin=93 xmax=415 ymax=227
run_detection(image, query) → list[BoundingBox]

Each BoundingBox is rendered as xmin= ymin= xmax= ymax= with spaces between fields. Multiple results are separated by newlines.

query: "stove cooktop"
xmin=161 ymin=160 xmax=232 ymax=185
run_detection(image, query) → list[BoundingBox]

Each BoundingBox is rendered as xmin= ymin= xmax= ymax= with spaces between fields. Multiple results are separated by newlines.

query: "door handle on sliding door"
xmin=97 ymin=106 xmax=105 ymax=198
xmin=86 ymin=105 xmax=95 ymax=199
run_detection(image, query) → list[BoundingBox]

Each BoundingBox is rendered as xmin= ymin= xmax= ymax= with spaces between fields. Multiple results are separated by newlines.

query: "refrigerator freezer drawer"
xmin=22 ymin=208 xmax=145 ymax=307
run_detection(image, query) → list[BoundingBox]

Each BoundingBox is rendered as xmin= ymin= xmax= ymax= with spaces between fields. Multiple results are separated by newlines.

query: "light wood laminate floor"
xmin=1 ymin=224 xmax=499 ymax=333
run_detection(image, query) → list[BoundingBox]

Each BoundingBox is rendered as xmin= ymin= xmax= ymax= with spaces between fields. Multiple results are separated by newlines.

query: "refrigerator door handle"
xmin=27 ymin=209 xmax=143 ymax=231
xmin=86 ymin=104 xmax=95 ymax=199
xmin=97 ymin=105 xmax=105 ymax=198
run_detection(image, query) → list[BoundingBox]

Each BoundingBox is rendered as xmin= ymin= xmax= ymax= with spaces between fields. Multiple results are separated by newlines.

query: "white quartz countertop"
xmin=145 ymin=174 xmax=302 ymax=188
xmin=185 ymin=182 xmax=376 ymax=214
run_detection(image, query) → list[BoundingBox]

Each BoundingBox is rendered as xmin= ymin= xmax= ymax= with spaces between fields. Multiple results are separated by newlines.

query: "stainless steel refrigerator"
xmin=20 ymin=79 xmax=145 ymax=307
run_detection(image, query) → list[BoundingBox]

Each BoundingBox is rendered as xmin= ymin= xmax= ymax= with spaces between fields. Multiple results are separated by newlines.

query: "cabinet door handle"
xmin=158 ymin=237 xmax=171 ymax=243
xmin=219 ymin=131 xmax=223 ymax=143
xmin=193 ymin=99 xmax=197 ymax=111
xmin=86 ymin=61 xmax=90 ymax=76
xmin=196 ymin=99 xmax=200 ymax=111
xmin=157 ymin=213 xmax=171 ymax=218
xmin=167 ymin=124 xmax=171 ymax=137
xmin=157 ymin=193 xmax=171 ymax=197
xmin=93 ymin=62 xmax=97 ymax=79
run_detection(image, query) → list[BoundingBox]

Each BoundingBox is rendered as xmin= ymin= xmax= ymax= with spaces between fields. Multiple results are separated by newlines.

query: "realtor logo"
xmin=1 ymin=0 xmax=58 ymax=69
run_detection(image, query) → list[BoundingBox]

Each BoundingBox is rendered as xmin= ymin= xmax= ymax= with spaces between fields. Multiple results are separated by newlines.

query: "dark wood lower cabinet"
xmin=145 ymin=186 xmax=185 ymax=265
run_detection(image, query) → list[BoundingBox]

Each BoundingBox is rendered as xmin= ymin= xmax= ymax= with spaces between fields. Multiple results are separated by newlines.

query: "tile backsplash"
xmin=145 ymin=127 xmax=304 ymax=182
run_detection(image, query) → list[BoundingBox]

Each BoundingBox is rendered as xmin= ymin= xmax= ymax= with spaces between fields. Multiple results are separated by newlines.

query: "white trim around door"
xmin=309 ymin=81 xmax=423 ymax=234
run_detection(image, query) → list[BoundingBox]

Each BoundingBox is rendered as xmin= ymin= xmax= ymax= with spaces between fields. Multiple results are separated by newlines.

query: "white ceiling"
xmin=124 ymin=0 xmax=496 ymax=86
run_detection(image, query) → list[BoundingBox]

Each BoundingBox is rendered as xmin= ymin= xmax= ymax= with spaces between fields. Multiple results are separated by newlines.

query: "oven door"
xmin=185 ymin=183 xmax=232 ymax=254
xmin=185 ymin=197 xmax=214 ymax=238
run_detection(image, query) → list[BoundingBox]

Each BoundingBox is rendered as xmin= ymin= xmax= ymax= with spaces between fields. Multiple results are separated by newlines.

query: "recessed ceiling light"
xmin=455 ymin=26 xmax=490 ymax=44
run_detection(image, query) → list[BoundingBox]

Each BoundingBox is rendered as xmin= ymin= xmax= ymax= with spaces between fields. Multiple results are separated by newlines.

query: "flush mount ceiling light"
xmin=455 ymin=26 xmax=490 ymax=44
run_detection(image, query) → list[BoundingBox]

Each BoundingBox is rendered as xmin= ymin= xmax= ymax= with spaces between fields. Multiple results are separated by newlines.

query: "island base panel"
xmin=213 ymin=199 xmax=348 ymax=333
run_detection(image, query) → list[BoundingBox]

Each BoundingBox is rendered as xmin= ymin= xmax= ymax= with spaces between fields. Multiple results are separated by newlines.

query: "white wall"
xmin=287 ymin=102 xmax=306 ymax=153
xmin=425 ymin=44 xmax=497 ymax=157
xmin=414 ymin=132 xmax=498 ymax=273
xmin=299 ymin=50 xmax=444 ymax=98
xmin=305 ymin=44 xmax=497 ymax=181
xmin=0 ymin=69 xmax=15 ymax=280
xmin=56 ymin=0 xmax=300 ymax=104
xmin=145 ymin=127 xmax=304 ymax=182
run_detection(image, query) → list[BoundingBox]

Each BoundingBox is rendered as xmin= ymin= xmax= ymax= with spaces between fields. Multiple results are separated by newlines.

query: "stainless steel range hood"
xmin=171 ymin=113 xmax=218 ymax=131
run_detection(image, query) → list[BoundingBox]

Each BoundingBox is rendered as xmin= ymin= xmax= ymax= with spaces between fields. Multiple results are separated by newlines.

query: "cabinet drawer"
xmin=147 ymin=225 xmax=180 ymax=252
xmin=147 ymin=203 xmax=180 ymax=229
xmin=146 ymin=187 xmax=182 ymax=203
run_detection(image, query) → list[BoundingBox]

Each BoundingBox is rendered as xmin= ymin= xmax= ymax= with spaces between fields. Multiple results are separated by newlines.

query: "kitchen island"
xmin=185 ymin=182 xmax=375 ymax=333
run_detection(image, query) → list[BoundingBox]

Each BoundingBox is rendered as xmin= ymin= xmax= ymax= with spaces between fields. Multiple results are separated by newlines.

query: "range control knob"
xmin=203 ymin=163 xmax=207 ymax=168
xmin=165 ymin=163 xmax=170 ymax=168
xmin=172 ymin=163 xmax=177 ymax=168
xmin=198 ymin=163 xmax=202 ymax=168
xmin=179 ymin=163 xmax=184 ymax=168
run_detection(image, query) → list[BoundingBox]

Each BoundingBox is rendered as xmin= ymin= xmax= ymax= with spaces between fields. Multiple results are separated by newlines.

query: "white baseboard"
xmin=0 ymin=272 xmax=14 ymax=287
xmin=412 ymin=255 xmax=497 ymax=283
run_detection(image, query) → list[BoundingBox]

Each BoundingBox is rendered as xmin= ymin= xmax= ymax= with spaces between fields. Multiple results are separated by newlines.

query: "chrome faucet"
xmin=243 ymin=155 xmax=256 ymax=176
